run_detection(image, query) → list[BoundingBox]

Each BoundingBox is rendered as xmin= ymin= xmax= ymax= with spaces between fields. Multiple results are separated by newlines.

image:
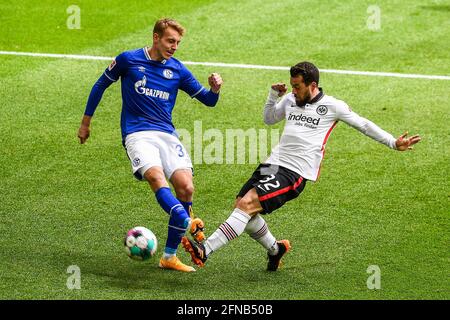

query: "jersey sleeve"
xmin=104 ymin=52 xmax=128 ymax=82
xmin=83 ymin=52 xmax=127 ymax=116
xmin=179 ymin=64 xmax=205 ymax=98
xmin=83 ymin=73 xmax=115 ymax=116
xmin=263 ymin=89 xmax=289 ymax=125
xmin=178 ymin=64 xmax=219 ymax=106
xmin=335 ymin=101 xmax=397 ymax=149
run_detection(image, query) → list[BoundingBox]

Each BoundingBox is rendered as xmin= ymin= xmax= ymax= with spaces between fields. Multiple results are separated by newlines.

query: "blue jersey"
xmin=84 ymin=47 xmax=219 ymax=139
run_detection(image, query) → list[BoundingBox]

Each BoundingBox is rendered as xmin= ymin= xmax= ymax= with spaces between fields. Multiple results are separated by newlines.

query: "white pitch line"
xmin=0 ymin=50 xmax=449 ymax=80
xmin=0 ymin=50 xmax=112 ymax=61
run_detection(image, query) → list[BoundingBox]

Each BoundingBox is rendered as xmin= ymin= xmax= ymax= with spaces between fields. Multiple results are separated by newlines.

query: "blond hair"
xmin=153 ymin=18 xmax=185 ymax=37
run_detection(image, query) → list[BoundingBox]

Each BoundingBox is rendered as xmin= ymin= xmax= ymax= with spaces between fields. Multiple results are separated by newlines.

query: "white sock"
xmin=204 ymin=208 xmax=251 ymax=256
xmin=244 ymin=214 xmax=279 ymax=256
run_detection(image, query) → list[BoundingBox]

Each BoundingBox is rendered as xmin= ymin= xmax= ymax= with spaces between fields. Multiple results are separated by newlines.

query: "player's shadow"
xmin=60 ymin=240 xmax=308 ymax=297
xmin=62 ymin=250 xmax=196 ymax=292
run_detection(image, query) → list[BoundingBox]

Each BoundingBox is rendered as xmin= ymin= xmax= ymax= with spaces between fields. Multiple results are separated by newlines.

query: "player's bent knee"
xmin=233 ymin=197 xmax=242 ymax=208
xmin=146 ymin=175 xmax=165 ymax=186
xmin=235 ymin=189 xmax=263 ymax=216
xmin=175 ymin=183 xmax=194 ymax=200
xmin=179 ymin=183 xmax=194 ymax=195
xmin=236 ymin=196 xmax=257 ymax=212
xmin=184 ymin=184 xmax=195 ymax=197
xmin=145 ymin=173 xmax=168 ymax=191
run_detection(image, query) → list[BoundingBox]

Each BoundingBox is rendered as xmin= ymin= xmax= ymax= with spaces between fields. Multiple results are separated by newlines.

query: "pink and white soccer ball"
xmin=124 ymin=226 xmax=158 ymax=261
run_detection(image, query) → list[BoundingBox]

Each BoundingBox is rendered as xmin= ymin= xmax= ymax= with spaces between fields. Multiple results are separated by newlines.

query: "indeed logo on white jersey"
xmin=288 ymin=113 xmax=321 ymax=125
xmin=134 ymin=76 xmax=170 ymax=100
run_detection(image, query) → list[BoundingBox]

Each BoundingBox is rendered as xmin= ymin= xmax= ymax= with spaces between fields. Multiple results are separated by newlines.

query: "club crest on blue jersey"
xmin=163 ymin=69 xmax=173 ymax=79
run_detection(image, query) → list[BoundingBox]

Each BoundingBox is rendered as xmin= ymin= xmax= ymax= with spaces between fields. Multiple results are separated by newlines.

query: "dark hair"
xmin=290 ymin=61 xmax=319 ymax=86
xmin=153 ymin=18 xmax=185 ymax=37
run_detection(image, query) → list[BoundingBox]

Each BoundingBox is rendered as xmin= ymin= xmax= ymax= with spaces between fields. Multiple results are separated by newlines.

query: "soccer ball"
xmin=124 ymin=226 xmax=158 ymax=261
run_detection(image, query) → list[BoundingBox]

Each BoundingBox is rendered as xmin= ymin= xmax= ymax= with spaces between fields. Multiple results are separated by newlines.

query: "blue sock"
xmin=155 ymin=187 xmax=191 ymax=256
xmin=178 ymin=199 xmax=193 ymax=218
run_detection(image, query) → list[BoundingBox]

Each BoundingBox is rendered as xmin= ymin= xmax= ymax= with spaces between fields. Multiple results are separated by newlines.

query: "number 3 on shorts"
xmin=175 ymin=144 xmax=185 ymax=157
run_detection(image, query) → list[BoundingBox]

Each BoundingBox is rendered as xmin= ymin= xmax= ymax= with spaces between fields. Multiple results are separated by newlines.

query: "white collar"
xmin=143 ymin=47 xmax=167 ymax=64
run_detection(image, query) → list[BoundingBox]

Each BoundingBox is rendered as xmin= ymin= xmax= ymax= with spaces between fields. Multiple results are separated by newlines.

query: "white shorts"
xmin=124 ymin=131 xmax=193 ymax=180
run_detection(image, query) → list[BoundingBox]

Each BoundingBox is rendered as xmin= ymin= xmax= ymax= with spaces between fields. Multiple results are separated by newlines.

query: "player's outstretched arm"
xmin=395 ymin=131 xmax=421 ymax=151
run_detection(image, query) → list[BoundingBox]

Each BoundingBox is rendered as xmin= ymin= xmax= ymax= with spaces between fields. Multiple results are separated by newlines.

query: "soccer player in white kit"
xmin=182 ymin=61 xmax=421 ymax=271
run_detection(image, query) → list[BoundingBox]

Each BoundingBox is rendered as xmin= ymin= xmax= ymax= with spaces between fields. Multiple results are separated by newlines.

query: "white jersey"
xmin=264 ymin=89 xmax=397 ymax=181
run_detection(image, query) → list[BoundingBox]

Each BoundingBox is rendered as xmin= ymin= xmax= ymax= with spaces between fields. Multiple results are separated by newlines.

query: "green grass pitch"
xmin=0 ymin=0 xmax=449 ymax=299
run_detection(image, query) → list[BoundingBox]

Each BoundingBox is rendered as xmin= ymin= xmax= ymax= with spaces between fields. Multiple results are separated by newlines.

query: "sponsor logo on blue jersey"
xmin=134 ymin=76 xmax=170 ymax=100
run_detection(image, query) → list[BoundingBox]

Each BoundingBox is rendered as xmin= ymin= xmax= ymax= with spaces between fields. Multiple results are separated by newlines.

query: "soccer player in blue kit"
xmin=77 ymin=18 xmax=223 ymax=272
